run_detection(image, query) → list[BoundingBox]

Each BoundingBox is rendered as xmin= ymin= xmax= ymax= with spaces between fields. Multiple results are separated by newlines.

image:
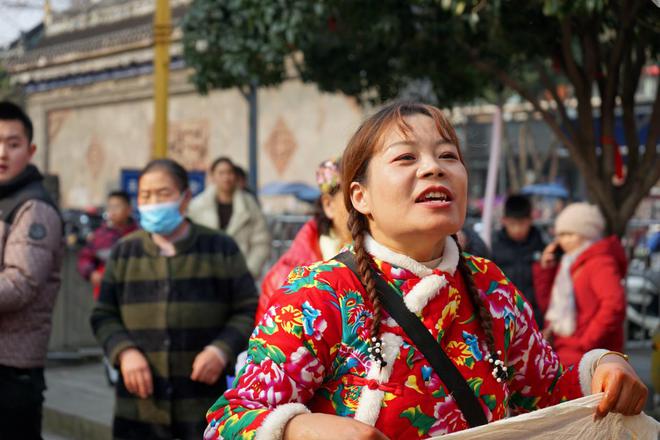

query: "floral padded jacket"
xmin=205 ymin=236 xmax=594 ymax=440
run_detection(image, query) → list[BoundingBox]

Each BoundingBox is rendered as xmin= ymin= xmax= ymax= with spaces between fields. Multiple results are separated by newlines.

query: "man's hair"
xmin=504 ymin=194 xmax=532 ymax=219
xmin=140 ymin=159 xmax=190 ymax=192
xmin=210 ymin=156 xmax=235 ymax=173
xmin=0 ymin=101 xmax=34 ymax=143
xmin=108 ymin=190 xmax=131 ymax=205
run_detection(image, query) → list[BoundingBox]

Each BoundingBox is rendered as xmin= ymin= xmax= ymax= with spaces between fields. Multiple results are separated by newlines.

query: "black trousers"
xmin=0 ymin=365 xmax=46 ymax=440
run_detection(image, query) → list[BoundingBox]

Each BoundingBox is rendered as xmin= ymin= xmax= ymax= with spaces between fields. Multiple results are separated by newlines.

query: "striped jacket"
xmin=91 ymin=222 xmax=257 ymax=440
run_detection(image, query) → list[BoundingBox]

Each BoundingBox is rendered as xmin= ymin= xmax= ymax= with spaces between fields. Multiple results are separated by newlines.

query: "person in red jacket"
xmin=77 ymin=190 xmax=137 ymax=299
xmin=256 ymin=158 xmax=351 ymax=324
xmin=534 ymin=202 xmax=627 ymax=367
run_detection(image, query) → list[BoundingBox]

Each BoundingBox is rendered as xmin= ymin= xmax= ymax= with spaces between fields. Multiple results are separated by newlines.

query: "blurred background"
xmin=0 ymin=1 xmax=658 ymax=438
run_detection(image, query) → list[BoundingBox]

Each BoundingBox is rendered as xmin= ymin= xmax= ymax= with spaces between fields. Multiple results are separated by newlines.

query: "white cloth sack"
xmin=435 ymin=394 xmax=660 ymax=440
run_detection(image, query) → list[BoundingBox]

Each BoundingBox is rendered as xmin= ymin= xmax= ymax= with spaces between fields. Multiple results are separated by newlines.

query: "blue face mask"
xmin=138 ymin=199 xmax=184 ymax=235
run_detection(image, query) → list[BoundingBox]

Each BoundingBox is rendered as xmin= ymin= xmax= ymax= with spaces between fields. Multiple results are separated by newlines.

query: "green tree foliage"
xmin=300 ymin=0 xmax=659 ymax=235
xmin=182 ymin=0 xmax=317 ymax=94
xmin=183 ymin=0 xmax=659 ymax=235
xmin=0 ymin=64 xmax=22 ymax=102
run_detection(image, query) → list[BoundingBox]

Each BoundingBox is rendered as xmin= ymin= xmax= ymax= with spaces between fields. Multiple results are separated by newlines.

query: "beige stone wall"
xmin=25 ymin=71 xmax=366 ymax=209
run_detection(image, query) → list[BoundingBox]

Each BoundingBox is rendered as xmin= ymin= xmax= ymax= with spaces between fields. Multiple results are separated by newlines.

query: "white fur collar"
xmin=354 ymin=332 xmax=403 ymax=426
xmin=364 ymin=234 xmax=459 ymax=277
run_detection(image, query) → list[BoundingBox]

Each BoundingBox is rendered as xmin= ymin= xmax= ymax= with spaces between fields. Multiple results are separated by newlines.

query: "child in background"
xmin=77 ymin=190 xmax=137 ymax=299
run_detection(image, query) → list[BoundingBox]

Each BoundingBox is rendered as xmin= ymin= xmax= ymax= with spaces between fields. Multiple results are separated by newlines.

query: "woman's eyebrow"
xmin=384 ymin=140 xmax=415 ymax=151
xmin=386 ymin=139 xmax=452 ymax=151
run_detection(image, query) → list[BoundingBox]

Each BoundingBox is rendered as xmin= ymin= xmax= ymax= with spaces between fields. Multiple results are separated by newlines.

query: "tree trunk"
xmin=247 ymin=82 xmax=258 ymax=191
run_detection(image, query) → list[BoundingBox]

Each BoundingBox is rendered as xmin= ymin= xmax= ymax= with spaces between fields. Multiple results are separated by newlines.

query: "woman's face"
xmin=137 ymin=170 xmax=189 ymax=213
xmin=349 ymin=114 xmax=467 ymax=258
xmin=211 ymin=162 xmax=237 ymax=195
xmin=556 ymin=232 xmax=587 ymax=254
xmin=321 ymin=190 xmax=351 ymax=245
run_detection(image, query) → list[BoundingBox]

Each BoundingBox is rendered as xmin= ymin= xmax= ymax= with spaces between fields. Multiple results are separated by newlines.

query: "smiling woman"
xmin=204 ymin=102 xmax=648 ymax=440
xmin=345 ymin=110 xmax=467 ymax=263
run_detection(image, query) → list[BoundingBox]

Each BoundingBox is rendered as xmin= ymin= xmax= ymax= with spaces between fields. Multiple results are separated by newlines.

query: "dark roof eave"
xmin=5 ymin=5 xmax=187 ymax=70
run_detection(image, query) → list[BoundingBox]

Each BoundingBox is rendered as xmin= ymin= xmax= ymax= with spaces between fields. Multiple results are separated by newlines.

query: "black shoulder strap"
xmin=335 ymin=251 xmax=488 ymax=428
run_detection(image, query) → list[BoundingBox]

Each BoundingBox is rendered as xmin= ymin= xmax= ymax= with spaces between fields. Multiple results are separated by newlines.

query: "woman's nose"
xmin=417 ymin=155 xmax=444 ymax=178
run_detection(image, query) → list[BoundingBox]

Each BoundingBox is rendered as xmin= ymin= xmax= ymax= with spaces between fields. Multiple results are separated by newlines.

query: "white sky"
xmin=0 ymin=1 xmax=71 ymax=48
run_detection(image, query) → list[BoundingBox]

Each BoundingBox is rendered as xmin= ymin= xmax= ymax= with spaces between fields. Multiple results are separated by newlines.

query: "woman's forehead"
xmin=139 ymin=170 xmax=178 ymax=189
xmin=378 ymin=115 xmax=452 ymax=149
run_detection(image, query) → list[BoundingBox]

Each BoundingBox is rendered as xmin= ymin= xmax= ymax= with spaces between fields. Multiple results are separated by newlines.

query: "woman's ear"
xmin=349 ymin=181 xmax=371 ymax=216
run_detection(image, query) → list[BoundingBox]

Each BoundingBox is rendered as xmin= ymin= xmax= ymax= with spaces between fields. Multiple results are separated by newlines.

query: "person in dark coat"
xmin=91 ymin=159 xmax=257 ymax=439
xmin=491 ymin=194 xmax=546 ymax=328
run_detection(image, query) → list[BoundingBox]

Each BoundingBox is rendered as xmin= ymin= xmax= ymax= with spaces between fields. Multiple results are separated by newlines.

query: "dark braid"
xmin=452 ymin=235 xmax=498 ymax=360
xmin=347 ymin=210 xmax=383 ymax=341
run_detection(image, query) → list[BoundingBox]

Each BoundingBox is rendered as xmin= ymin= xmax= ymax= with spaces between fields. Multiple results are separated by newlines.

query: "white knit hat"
xmin=554 ymin=203 xmax=605 ymax=240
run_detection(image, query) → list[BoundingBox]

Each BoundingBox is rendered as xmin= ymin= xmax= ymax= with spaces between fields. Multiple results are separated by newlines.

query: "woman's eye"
xmin=396 ymin=154 xmax=416 ymax=161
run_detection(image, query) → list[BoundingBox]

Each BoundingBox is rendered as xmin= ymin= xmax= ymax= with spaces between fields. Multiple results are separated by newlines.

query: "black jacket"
xmin=491 ymin=226 xmax=546 ymax=328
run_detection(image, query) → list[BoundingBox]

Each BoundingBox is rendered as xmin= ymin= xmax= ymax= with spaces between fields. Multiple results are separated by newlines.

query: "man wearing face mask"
xmin=91 ymin=159 xmax=257 ymax=440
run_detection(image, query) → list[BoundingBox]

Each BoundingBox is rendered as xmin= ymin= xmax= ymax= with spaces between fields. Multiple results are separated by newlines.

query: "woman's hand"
xmin=591 ymin=354 xmax=648 ymax=419
xmin=191 ymin=346 xmax=226 ymax=385
xmin=118 ymin=348 xmax=153 ymax=399
xmin=283 ymin=413 xmax=390 ymax=440
xmin=540 ymin=242 xmax=559 ymax=268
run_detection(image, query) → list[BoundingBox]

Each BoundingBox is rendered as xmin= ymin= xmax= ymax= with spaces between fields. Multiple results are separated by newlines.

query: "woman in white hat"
xmin=536 ymin=202 xmax=627 ymax=367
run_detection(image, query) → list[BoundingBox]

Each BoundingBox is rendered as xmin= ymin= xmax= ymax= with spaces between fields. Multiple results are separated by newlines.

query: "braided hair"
xmin=347 ymin=210 xmax=383 ymax=340
xmin=453 ymin=234 xmax=498 ymax=360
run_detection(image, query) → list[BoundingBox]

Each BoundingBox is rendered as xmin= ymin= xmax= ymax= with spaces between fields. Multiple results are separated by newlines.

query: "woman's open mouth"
xmin=415 ymin=186 xmax=454 ymax=206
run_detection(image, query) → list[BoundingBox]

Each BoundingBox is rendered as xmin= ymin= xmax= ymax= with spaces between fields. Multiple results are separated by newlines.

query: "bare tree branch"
xmin=547 ymin=140 xmax=559 ymax=183
xmin=559 ymin=18 xmax=597 ymax=170
xmin=601 ymin=0 xmax=643 ymax=181
xmin=471 ymin=58 xmax=615 ymax=217
xmin=580 ymin=19 xmax=599 ymax=96
xmin=617 ymin=55 xmax=660 ymax=233
xmin=536 ymin=62 xmax=578 ymax=142
xmin=620 ymin=163 xmax=660 ymax=231
xmin=524 ymin=122 xmax=543 ymax=178
xmin=642 ymin=81 xmax=660 ymax=165
xmin=559 ymin=18 xmax=588 ymax=99
xmin=582 ymin=19 xmax=605 ymax=97
xmin=620 ymin=41 xmax=645 ymax=192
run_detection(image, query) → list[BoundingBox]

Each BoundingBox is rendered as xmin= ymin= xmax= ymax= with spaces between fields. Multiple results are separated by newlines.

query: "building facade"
xmin=2 ymin=0 xmax=364 ymax=209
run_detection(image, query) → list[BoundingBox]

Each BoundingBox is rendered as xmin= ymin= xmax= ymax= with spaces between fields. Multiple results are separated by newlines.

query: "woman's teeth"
xmin=423 ymin=192 xmax=448 ymax=201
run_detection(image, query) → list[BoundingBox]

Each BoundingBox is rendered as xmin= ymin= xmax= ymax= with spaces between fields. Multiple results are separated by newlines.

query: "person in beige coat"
xmin=188 ymin=157 xmax=270 ymax=278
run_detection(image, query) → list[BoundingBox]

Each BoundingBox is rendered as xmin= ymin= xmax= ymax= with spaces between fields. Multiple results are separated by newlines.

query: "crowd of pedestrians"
xmin=0 ymin=99 xmax=654 ymax=439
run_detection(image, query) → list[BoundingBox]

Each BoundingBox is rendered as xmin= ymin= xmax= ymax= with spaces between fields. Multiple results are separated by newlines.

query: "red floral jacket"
xmin=206 ymin=236 xmax=591 ymax=440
